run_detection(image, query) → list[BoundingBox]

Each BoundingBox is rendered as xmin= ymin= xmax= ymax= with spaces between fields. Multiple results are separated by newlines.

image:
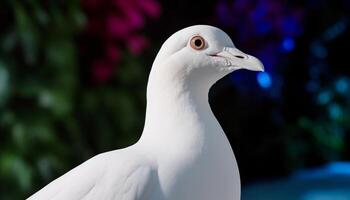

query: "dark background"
xmin=0 ymin=0 xmax=349 ymax=199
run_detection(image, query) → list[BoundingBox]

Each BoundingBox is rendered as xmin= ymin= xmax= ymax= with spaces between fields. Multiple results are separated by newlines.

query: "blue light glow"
xmin=327 ymin=162 xmax=350 ymax=175
xmin=293 ymin=161 xmax=350 ymax=180
xmin=317 ymin=91 xmax=331 ymax=105
xmin=257 ymin=72 xmax=272 ymax=88
xmin=323 ymin=21 xmax=346 ymax=41
xmin=329 ymin=104 xmax=342 ymax=119
xmin=335 ymin=78 xmax=349 ymax=94
xmin=282 ymin=37 xmax=295 ymax=52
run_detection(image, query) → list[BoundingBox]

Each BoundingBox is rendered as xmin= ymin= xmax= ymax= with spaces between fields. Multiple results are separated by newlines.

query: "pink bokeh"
xmin=81 ymin=0 xmax=161 ymax=83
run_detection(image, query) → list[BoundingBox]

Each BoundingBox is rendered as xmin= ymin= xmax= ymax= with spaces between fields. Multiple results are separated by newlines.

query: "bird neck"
xmin=140 ymin=64 xmax=219 ymax=146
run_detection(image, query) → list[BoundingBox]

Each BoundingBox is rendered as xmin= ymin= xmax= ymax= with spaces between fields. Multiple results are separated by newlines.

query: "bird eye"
xmin=190 ymin=36 xmax=206 ymax=50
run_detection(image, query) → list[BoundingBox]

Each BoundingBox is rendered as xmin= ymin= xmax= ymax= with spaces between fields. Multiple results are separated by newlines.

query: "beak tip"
xmin=255 ymin=60 xmax=265 ymax=72
xmin=251 ymin=62 xmax=264 ymax=72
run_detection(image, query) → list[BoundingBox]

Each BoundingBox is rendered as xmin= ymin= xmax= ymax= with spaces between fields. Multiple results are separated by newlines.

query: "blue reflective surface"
xmin=243 ymin=162 xmax=350 ymax=200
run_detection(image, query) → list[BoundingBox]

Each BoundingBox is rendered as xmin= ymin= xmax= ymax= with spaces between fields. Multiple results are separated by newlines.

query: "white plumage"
xmin=28 ymin=25 xmax=264 ymax=200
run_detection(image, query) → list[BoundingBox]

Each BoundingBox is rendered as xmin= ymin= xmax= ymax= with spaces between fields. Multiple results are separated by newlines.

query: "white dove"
xmin=28 ymin=25 xmax=264 ymax=200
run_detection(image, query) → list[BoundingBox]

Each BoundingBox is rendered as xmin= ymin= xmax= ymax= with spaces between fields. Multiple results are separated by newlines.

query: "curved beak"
xmin=213 ymin=47 xmax=264 ymax=72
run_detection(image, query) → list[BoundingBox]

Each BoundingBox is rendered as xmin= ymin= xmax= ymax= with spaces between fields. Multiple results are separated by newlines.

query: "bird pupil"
xmin=194 ymin=39 xmax=202 ymax=47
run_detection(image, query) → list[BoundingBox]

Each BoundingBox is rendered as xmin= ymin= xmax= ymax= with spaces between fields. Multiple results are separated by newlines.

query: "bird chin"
xmin=217 ymin=65 xmax=240 ymax=73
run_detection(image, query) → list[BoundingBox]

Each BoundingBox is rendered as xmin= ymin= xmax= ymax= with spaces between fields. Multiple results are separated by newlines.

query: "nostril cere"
xmin=234 ymin=55 xmax=245 ymax=59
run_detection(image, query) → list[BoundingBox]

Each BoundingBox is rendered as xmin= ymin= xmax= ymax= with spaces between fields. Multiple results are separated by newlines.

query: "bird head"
xmin=151 ymin=25 xmax=264 ymax=91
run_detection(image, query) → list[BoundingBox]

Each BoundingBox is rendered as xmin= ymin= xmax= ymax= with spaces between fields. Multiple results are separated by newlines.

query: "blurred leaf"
xmin=12 ymin=123 xmax=26 ymax=149
xmin=1 ymin=31 xmax=17 ymax=52
xmin=12 ymin=1 xmax=39 ymax=65
xmin=36 ymin=155 xmax=64 ymax=181
xmin=0 ymin=111 xmax=15 ymax=126
xmin=49 ymin=90 xmax=73 ymax=117
xmin=29 ymin=1 xmax=49 ymax=26
xmin=67 ymin=2 xmax=86 ymax=28
xmin=46 ymin=40 xmax=75 ymax=70
xmin=0 ymin=62 xmax=10 ymax=107
xmin=0 ymin=152 xmax=32 ymax=191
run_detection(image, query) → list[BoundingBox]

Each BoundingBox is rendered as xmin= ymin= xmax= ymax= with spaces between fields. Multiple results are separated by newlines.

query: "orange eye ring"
xmin=190 ymin=35 xmax=206 ymax=50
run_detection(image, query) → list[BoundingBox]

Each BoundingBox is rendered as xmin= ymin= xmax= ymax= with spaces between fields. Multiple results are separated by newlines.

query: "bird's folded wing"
xmin=27 ymin=153 xmax=107 ymax=200
xmin=27 ymin=151 xmax=157 ymax=200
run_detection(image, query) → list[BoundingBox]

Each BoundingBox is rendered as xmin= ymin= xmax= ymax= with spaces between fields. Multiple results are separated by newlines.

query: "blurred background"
xmin=0 ymin=0 xmax=349 ymax=199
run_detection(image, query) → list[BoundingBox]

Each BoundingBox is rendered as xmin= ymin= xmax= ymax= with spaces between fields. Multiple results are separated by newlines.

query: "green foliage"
xmin=285 ymin=76 xmax=350 ymax=170
xmin=0 ymin=1 xmax=148 ymax=199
